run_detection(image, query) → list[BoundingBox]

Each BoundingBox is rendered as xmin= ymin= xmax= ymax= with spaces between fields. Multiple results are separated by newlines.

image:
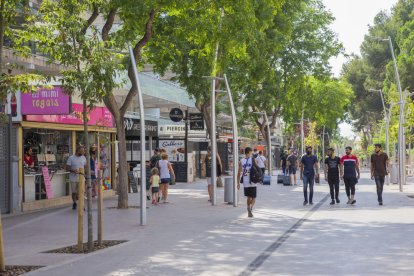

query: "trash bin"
xmin=224 ymin=177 xmax=234 ymax=204
xmin=390 ymin=164 xmax=398 ymax=184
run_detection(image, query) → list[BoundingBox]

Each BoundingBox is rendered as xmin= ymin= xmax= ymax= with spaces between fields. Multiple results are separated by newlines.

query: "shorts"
xmin=70 ymin=182 xmax=79 ymax=194
xmin=160 ymin=178 xmax=170 ymax=184
xmin=152 ymin=187 xmax=159 ymax=193
xmin=288 ymin=166 xmax=297 ymax=175
xmin=207 ymin=177 xmax=212 ymax=185
xmin=244 ymin=187 xmax=257 ymax=198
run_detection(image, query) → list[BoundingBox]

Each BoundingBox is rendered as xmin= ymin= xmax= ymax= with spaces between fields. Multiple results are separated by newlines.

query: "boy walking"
xmin=340 ymin=146 xmax=360 ymax=205
xmin=371 ymin=143 xmax=389 ymax=205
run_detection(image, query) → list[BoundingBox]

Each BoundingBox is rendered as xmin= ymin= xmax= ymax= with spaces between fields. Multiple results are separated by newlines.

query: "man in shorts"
xmin=237 ymin=147 xmax=259 ymax=218
xmin=287 ymin=149 xmax=298 ymax=185
xmin=66 ymin=146 xmax=87 ymax=210
xmin=340 ymin=146 xmax=360 ymax=205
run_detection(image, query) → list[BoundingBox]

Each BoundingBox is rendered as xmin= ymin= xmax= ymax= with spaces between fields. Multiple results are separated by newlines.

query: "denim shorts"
xmin=160 ymin=178 xmax=170 ymax=184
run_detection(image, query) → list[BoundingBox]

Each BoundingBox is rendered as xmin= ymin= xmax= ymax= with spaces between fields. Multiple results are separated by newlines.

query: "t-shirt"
xmin=150 ymin=154 xmax=161 ymax=168
xmin=151 ymin=175 xmax=160 ymax=187
xmin=340 ymin=154 xmax=359 ymax=178
xmin=256 ymin=155 xmax=266 ymax=168
xmin=66 ymin=155 xmax=87 ymax=182
xmin=241 ymin=157 xmax=257 ymax=187
xmin=325 ymin=156 xmax=340 ymax=178
xmin=287 ymin=154 xmax=298 ymax=168
xmin=281 ymin=154 xmax=287 ymax=167
xmin=301 ymin=154 xmax=317 ymax=176
xmin=158 ymin=159 xmax=171 ymax=179
xmin=205 ymin=153 xmax=221 ymax=177
xmin=371 ymin=152 xmax=389 ymax=177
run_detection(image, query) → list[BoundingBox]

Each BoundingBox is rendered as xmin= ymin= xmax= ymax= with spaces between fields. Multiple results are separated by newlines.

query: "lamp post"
xmin=369 ymin=88 xmax=391 ymax=184
xmin=373 ymin=36 xmax=405 ymax=192
xmin=253 ymin=112 xmax=272 ymax=176
xmin=128 ymin=46 xmax=146 ymax=225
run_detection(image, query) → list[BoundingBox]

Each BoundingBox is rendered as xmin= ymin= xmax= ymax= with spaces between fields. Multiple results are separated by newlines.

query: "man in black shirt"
xmin=280 ymin=150 xmax=288 ymax=175
xmin=324 ymin=148 xmax=341 ymax=205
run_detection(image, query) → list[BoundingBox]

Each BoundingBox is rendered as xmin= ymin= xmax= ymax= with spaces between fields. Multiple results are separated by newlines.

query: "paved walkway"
xmin=2 ymin=170 xmax=414 ymax=275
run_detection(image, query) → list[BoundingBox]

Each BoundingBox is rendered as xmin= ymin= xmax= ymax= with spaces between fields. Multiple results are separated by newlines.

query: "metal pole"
xmin=211 ymin=78 xmax=217 ymax=206
xmin=322 ymin=125 xmax=325 ymax=160
xmin=129 ymin=46 xmax=147 ymax=224
xmin=263 ymin=113 xmax=272 ymax=176
xmin=388 ymin=37 xmax=405 ymax=192
xmin=301 ymin=108 xmax=304 ymax=156
xmin=8 ymin=114 xmax=12 ymax=212
xmin=223 ymin=74 xmax=238 ymax=207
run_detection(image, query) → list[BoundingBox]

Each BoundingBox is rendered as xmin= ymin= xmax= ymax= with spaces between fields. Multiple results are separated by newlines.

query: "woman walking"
xmin=158 ymin=153 xmax=175 ymax=203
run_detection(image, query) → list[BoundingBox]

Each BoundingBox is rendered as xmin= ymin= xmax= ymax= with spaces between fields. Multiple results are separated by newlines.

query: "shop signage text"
xmin=26 ymin=103 xmax=114 ymax=127
xmin=189 ymin=113 xmax=204 ymax=130
xmin=124 ymin=118 xmax=158 ymax=137
xmin=21 ymin=86 xmax=70 ymax=115
xmin=169 ymin=108 xmax=184 ymax=122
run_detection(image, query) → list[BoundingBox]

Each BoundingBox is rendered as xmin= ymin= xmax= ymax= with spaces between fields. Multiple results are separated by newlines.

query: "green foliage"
xmin=20 ymin=0 xmax=123 ymax=106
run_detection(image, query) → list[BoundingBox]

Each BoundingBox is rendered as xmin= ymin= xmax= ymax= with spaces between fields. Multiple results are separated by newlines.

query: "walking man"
xmin=66 ymin=146 xmax=87 ymax=210
xmin=300 ymin=146 xmax=318 ymax=205
xmin=287 ymin=149 xmax=298 ymax=185
xmin=237 ymin=147 xmax=258 ymax=218
xmin=324 ymin=148 xmax=341 ymax=205
xmin=340 ymin=146 xmax=360 ymax=205
xmin=256 ymin=150 xmax=267 ymax=175
xmin=280 ymin=150 xmax=288 ymax=175
xmin=371 ymin=143 xmax=389 ymax=205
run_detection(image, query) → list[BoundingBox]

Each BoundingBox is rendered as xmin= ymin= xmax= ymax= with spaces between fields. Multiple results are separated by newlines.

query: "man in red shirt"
xmin=340 ymin=146 xmax=360 ymax=205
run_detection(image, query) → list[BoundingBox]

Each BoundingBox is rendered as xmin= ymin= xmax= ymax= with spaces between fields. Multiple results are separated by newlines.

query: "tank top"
xmin=158 ymin=160 xmax=170 ymax=179
xmin=151 ymin=175 xmax=160 ymax=187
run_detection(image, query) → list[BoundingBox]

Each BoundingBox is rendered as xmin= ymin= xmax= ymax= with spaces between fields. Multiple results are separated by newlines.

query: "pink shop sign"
xmin=21 ymin=86 xmax=70 ymax=115
xmin=26 ymin=103 xmax=114 ymax=127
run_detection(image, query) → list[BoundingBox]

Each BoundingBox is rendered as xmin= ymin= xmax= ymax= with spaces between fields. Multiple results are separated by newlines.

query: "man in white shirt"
xmin=256 ymin=150 xmax=267 ymax=175
xmin=237 ymin=147 xmax=259 ymax=218
xmin=66 ymin=146 xmax=87 ymax=210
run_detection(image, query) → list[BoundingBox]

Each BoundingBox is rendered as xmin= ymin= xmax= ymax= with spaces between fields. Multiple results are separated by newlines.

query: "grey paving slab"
xmin=2 ymin=170 xmax=414 ymax=275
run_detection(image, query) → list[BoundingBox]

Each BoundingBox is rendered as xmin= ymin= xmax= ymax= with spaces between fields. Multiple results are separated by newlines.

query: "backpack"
xmin=250 ymin=157 xmax=264 ymax=184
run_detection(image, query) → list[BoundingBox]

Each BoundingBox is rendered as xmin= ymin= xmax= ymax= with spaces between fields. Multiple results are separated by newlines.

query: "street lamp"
xmin=372 ymin=36 xmax=405 ymax=192
xmin=128 ymin=46 xmax=147 ymax=225
xmin=253 ymin=111 xmax=272 ymax=176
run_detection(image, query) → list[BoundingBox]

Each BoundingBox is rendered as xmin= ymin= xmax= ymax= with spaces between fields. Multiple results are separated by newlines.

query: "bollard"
xmin=77 ymin=168 xmax=85 ymax=252
xmin=98 ymin=170 xmax=103 ymax=246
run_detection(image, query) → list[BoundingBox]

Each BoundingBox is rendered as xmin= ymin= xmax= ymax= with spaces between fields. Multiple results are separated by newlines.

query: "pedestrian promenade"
xmin=2 ymin=170 xmax=414 ymax=275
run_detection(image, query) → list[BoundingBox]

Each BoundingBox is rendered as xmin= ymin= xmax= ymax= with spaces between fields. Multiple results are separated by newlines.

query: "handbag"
xmin=217 ymin=177 xmax=224 ymax=187
xmin=315 ymin=173 xmax=320 ymax=184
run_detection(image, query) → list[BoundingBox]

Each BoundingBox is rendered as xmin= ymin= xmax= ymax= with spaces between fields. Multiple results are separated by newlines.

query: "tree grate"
xmin=42 ymin=240 xmax=128 ymax=254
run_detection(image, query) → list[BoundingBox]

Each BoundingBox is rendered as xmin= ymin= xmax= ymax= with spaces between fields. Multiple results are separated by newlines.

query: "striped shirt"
xmin=340 ymin=154 xmax=359 ymax=178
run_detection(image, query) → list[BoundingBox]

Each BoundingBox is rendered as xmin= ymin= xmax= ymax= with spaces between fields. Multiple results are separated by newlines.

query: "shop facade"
xmin=14 ymin=87 xmax=117 ymax=212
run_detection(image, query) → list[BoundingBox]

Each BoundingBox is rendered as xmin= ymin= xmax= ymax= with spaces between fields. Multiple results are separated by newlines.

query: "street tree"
xmin=147 ymin=0 xmax=285 ymax=139
xmin=22 ymin=0 xmax=122 ymax=251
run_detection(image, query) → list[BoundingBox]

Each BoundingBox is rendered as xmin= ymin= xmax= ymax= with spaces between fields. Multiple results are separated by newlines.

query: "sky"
xmin=322 ymin=0 xmax=398 ymax=138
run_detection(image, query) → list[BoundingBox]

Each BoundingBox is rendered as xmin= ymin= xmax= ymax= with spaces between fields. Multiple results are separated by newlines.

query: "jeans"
xmin=303 ymin=174 xmax=314 ymax=203
xmin=328 ymin=178 xmax=339 ymax=200
xmin=282 ymin=166 xmax=286 ymax=175
xmin=343 ymin=177 xmax=356 ymax=197
xmin=374 ymin=176 xmax=385 ymax=202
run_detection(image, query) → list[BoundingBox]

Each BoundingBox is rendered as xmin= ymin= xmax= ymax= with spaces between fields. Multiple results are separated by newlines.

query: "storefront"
xmin=16 ymin=86 xmax=116 ymax=212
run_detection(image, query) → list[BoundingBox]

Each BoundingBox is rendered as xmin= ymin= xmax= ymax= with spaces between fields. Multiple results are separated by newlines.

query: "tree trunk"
xmin=116 ymin=115 xmax=128 ymax=208
xmin=82 ymin=100 xmax=93 ymax=251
